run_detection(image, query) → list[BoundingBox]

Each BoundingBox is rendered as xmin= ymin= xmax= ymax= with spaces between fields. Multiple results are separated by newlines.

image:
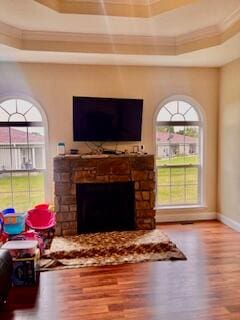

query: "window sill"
xmin=155 ymin=204 xmax=207 ymax=211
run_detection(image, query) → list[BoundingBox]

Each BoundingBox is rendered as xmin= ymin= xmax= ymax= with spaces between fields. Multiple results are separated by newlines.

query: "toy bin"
xmin=1 ymin=240 xmax=38 ymax=259
xmin=12 ymin=231 xmax=44 ymax=255
xmin=1 ymin=240 xmax=39 ymax=286
xmin=3 ymin=213 xmax=26 ymax=235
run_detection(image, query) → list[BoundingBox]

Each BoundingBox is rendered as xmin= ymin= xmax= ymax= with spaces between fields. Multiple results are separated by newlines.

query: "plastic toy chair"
xmin=34 ymin=203 xmax=55 ymax=212
xmin=34 ymin=203 xmax=49 ymax=210
xmin=26 ymin=207 xmax=56 ymax=250
xmin=26 ymin=208 xmax=56 ymax=230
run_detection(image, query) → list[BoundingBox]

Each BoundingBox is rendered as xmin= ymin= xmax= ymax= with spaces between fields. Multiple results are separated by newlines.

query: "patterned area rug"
xmin=39 ymin=230 xmax=186 ymax=270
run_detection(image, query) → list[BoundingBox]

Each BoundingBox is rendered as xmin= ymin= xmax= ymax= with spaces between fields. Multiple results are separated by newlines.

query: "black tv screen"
xmin=73 ymin=96 xmax=143 ymax=141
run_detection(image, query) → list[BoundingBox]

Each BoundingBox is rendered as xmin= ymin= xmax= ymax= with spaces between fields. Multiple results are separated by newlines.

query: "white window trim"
xmin=153 ymin=95 xmax=206 ymax=209
xmin=0 ymin=94 xmax=50 ymax=204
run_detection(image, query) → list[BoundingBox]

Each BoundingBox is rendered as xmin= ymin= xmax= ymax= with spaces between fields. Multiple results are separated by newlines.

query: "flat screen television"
xmin=73 ymin=96 xmax=143 ymax=141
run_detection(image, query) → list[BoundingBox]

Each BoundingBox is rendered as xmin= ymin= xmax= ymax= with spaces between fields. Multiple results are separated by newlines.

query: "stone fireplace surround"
xmin=54 ymin=154 xmax=156 ymax=236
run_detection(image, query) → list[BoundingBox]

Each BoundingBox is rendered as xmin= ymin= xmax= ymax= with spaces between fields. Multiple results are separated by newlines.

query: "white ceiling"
xmin=0 ymin=0 xmax=240 ymax=66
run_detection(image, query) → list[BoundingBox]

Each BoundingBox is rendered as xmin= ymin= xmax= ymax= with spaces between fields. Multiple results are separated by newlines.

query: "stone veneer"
xmin=54 ymin=154 xmax=156 ymax=236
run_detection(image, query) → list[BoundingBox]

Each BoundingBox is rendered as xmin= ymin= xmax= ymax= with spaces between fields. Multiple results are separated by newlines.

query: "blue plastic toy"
xmin=2 ymin=208 xmax=15 ymax=215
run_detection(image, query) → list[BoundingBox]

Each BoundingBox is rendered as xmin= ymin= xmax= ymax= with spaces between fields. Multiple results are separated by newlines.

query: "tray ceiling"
xmin=0 ymin=0 xmax=240 ymax=66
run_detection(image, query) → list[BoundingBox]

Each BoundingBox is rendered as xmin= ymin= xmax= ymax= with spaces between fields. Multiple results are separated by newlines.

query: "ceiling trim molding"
xmin=176 ymin=25 xmax=220 ymax=45
xmin=35 ymin=0 xmax=59 ymax=11
xmin=34 ymin=0 xmax=198 ymax=18
xmin=22 ymin=39 xmax=176 ymax=55
xmin=222 ymin=17 xmax=240 ymax=42
xmin=220 ymin=6 xmax=240 ymax=31
xmin=22 ymin=30 xmax=175 ymax=46
xmin=0 ymin=14 xmax=240 ymax=56
xmin=0 ymin=22 xmax=22 ymax=50
xmin=0 ymin=21 xmax=22 ymax=39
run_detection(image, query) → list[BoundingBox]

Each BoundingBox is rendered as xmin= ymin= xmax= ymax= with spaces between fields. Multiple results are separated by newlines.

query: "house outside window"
xmin=0 ymin=98 xmax=46 ymax=211
xmin=156 ymin=98 xmax=203 ymax=207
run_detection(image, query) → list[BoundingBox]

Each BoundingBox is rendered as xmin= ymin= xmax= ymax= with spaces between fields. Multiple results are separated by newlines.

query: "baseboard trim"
xmin=217 ymin=213 xmax=240 ymax=232
xmin=156 ymin=211 xmax=217 ymax=223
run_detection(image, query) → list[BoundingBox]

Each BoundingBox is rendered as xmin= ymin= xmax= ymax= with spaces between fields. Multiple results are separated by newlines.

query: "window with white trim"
xmin=156 ymin=99 xmax=202 ymax=207
xmin=0 ymin=98 xmax=46 ymax=211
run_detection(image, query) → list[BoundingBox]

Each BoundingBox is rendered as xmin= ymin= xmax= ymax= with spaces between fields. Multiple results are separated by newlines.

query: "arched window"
xmin=156 ymin=99 xmax=203 ymax=207
xmin=0 ymin=98 xmax=46 ymax=211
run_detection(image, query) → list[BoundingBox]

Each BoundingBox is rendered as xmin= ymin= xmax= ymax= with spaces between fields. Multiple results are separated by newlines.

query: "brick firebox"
xmin=54 ymin=154 xmax=156 ymax=236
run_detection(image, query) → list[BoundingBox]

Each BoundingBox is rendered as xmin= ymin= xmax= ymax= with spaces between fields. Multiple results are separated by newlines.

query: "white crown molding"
xmin=0 ymin=13 xmax=240 ymax=56
xmin=5 ymin=14 xmax=240 ymax=48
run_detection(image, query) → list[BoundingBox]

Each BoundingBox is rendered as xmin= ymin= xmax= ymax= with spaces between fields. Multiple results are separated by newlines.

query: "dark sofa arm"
xmin=0 ymin=249 xmax=12 ymax=305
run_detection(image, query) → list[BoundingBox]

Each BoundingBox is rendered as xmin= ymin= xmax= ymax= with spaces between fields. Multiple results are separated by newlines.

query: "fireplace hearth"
xmin=54 ymin=154 xmax=156 ymax=236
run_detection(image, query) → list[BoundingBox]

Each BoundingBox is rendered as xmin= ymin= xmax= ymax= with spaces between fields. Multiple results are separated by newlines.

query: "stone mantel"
xmin=54 ymin=154 xmax=156 ymax=236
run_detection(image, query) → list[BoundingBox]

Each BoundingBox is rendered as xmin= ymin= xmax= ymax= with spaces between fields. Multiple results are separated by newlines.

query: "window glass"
xmin=0 ymin=99 xmax=46 ymax=212
xmin=156 ymin=99 xmax=202 ymax=207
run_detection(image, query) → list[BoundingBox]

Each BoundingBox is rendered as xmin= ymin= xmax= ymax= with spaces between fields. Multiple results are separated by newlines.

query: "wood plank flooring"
xmin=1 ymin=221 xmax=240 ymax=320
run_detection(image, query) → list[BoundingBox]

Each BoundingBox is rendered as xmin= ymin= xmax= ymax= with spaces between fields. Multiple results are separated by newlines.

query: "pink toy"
xmin=0 ymin=212 xmax=8 ymax=244
xmin=0 ymin=232 xmax=8 ymax=244
xmin=26 ymin=208 xmax=56 ymax=230
xmin=26 ymin=206 xmax=56 ymax=249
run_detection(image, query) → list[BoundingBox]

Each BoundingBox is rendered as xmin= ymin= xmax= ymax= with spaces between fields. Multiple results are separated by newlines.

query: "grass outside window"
xmin=0 ymin=173 xmax=44 ymax=211
xmin=157 ymin=155 xmax=200 ymax=206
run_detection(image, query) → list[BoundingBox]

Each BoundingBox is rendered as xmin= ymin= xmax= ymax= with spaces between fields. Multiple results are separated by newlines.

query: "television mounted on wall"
xmin=73 ymin=96 xmax=143 ymax=142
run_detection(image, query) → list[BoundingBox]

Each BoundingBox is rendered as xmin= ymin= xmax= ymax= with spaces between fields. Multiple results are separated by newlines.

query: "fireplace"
xmin=54 ymin=154 xmax=156 ymax=236
xmin=76 ymin=182 xmax=135 ymax=233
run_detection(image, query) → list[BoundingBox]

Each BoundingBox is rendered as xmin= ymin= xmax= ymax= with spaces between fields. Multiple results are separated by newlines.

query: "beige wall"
xmin=0 ymin=62 xmax=219 ymax=214
xmin=219 ymin=58 xmax=240 ymax=223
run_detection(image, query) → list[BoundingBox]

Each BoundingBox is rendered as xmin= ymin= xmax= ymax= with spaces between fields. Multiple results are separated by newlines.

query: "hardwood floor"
xmin=1 ymin=221 xmax=240 ymax=320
